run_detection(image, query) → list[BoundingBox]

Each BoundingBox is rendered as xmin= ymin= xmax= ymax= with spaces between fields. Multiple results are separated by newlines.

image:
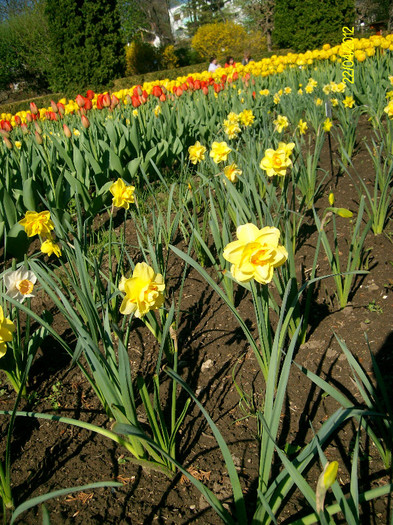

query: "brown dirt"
xmin=1 ymin=115 xmax=393 ymax=524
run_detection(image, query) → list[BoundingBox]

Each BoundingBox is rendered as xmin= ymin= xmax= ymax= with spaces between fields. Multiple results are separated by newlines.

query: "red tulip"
xmin=50 ymin=100 xmax=58 ymax=113
xmin=194 ymin=79 xmax=201 ymax=90
xmin=152 ymin=85 xmax=162 ymax=97
xmin=232 ymin=71 xmax=239 ymax=81
xmin=213 ymin=83 xmax=221 ymax=93
xmin=35 ymin=131 xmax=43 ymax=145
xmin=81 ymin=115 xmax=90 ymax=129
xmin=50 ymin=111 xmax=58 ymax=121
xmin=86 ymin=89 xmax=95 ymax=100
xmin=111 ymin=94 xmax=119 ymax=109
xmin=63 ymin=124 xmax=72 ymax=138
xmin=14 ymin=115 xmax=21 ymax=126
xmin=202 ymin=86 xmax=209 ymax=95
xmin=76 ymin=94 xmax=85 ymax=108
xmin=96 ymin=94 xmax=104 ymax=110
xmin=1 ymin=120 xmax=12 ymax=132
xmin=175 ymin=87 xmax=183 ymax=97
xmin=131 ymin=95 xmax=141 ymax=108
xmin=3 ymin=137 xmax=12 ymax=149
xmin=26 ymin=113 xmax=33 ymax=123
xmin=84 ymin=98 xmax=92 ymax=110
xmin=133 ymin=85 xmax=142 ymax=97
xmin=102 ymin=93 xmax=111 ymax=107
xmin=159 ymin=93 xmax=166 ymax=102
xmin=30 ymin=102 xmax=38 ymax=114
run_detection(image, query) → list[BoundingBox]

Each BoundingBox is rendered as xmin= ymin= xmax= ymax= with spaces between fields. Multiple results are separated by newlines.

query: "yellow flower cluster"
xmin=6 ymin=34 xmax=392 ymax=126
xmin=19 ymin=210 xmax=61 ymax=257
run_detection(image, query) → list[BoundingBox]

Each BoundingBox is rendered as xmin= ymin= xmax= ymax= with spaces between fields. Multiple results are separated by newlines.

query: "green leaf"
xmin=23 ymin=178 xmax=37 ymax=211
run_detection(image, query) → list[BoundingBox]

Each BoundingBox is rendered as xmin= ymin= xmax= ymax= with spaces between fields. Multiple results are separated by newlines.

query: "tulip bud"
xmin=35 ymin=131 xmax=43 ymax=145
xmin=159 ymin=93 xmax=166 ymax=102
xmin=81 ymin=115 xmax=90 ymax=129
xmin=111 ymin=94 xmax=119 ymax=109
xmin=50 ymin=100 xmax=58 ymax=113
xmin=0 ymin=129 xmax=9 ymax=139
xmin=30 ymin=102 xmax=38 ymax=114
xmin=63 ymin=124 xmax=72 ymax=138
xmin=76 ymin=94 xmax=85 ymax=108
xmin=3 ymin=137 xmax=12 ymax=149
xmin=57 ymin=102 xmax=65 ymax=116
xmin=328 ymin=192 xmax=335 ymax=205
xmin=102 ymin=93 xmax=111 ymax=107
xmin=21 ymin=123 xmax=29 ymax=134
xmin=15 ymin=115 xmax=21 ymax=126
xmin=26 ymin=113 xmax=33 ymax=123
xmin=202 ymin=86 xmax=209 ymax=95
xmin=34 ymin=122 xmax=42 ymax=134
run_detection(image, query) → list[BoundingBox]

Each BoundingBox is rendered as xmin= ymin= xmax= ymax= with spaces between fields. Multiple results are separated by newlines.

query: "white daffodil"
xmin=4 ymin=269 xmax=37 ymax=303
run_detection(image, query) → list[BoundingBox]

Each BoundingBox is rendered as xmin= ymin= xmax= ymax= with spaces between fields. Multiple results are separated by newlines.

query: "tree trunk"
xmin=266 ymin=29 xmax=272 ymax=52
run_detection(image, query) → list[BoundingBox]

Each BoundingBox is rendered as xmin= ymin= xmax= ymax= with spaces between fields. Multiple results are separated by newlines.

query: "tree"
xmin=118 ymin=0 xmax=173 ymax=45
xmin=274 ymin=0 xmax=355 ymax=52
xmin=45 ymin=0 xmax=125 ymax=92
xmin=0 ymin=0 xmax=52 ymax=89
xmin=180 ymin=0 xmax=236 ymax=38
xmin=237 ymin=0 xmax=275 ymax=51
xmin=191 ymin=21 xmax=247 ymax=61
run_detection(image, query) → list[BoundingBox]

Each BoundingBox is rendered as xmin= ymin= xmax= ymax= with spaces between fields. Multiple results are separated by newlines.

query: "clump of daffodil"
xmin=223 ymin=223 xmax=288 ymax=284
xmin=343 ymin=95 xmax=355 ymax=108
xmin=260 ymin=142 xmax=295 ymax=177
xmin=297 ymin=119 xmax=308 ymax=135
xmin=4 ymin=269 xmax=37 ymax=303
xmin=223 ymin=120 xmax=241 ymax=139
xmin=19 ymin=210 xmax=55 ymax=238
xmin=273 ymin=115 xmax=289 ymax=133
xmin=210 ymin=141 xmax=232 ymax=164
xmin=323 ymin=118 xmax=333 ymax=132
xmin=153 ymin=104 xmax=161 ymax=117
xmin=119 ymin=262 xmax=165 ymax=318
xmin=238 ymin=109 xmax=255 ymax=127
xmin=0 ymin=306 xmax=15 ymax=358
xmin=188 ymin=141 xmax=206 ymax=164
xmin=223 ymin=163 xmax=242 ymax=183
xmin=109 ymin=178 xmax=135 ymax=209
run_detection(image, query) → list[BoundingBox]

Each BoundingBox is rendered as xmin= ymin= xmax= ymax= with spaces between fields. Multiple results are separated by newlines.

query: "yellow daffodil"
xmin=259 ymin=89 xmax=269 ymax=96
xmin=119 ymin=262 xmax=165 ymax=318
xmin=223 ymin=224 xmax=288 ymax=284
xmin=226 ymin=112 xmax=240 ymax=124
xmin=41 ymin=238 xmax=62 ymax=257
xmin=153 ymin=104 xmax=161 ymax=117
xmin=188 ymin=141 xmax=206 ymax=164
xmin=238 ymin=109 xmax=255 ymax=127
xmin=109 ymin=178 xmax=135 ymax=209
xmin=260 ymin=142 xmax=295 ymax=177
xmin=273 ymin=93 xmax=281 ymax=104
xmin=273 ymin=115 xmax=289 ymax=133
xmin=284 ymin=87 xmax=292 ymax=94
xmin=323 ymin=118 xmax=333 ymax=132
xmin=223 ymin=163 xmax=242 ymax=183
xmin=297 ymin=119 xmax=308 ymax=135
xmin=315 ymin=98 xmax=323 ymax=106
xmin=384 ymin=100 xmax=393 ymax=118
xmin=0 ymin=306 xmax=15 ymax=358
xmin=4 ymin=269 xmax=37 ymax=303
xmin=343 ymin=95 xmax=355 ymax=108
xmin=224 ymin=121 xmax=241 ymax=139
xmin=19 ymin=211 xmax=54 ymax=238
xmin=331 ymin=98 xmax=339 ymax=107
xmin=305 ymin=84 xmax=314 ymax=94
xmin=210 ymin=141 xmax=232 ymax=164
